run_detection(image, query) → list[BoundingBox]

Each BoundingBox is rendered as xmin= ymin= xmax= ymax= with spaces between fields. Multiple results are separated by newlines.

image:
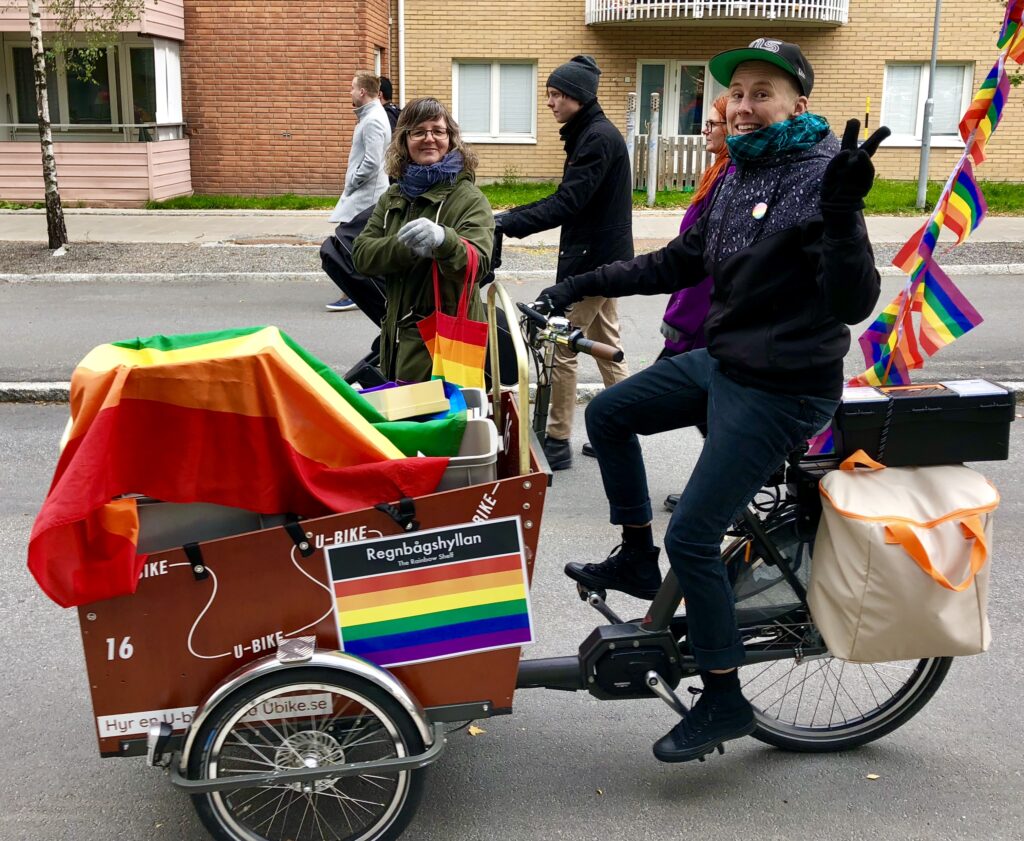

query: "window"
xmin=453 ymin=61 xmax=536 ymax=143
xmin=12 ymin=47 xmax=61 ymax=124
xmin=5 ymin=37 xmax=181 ymax=141
xmin=881 ymin=63 xmax=973 ymax=146
xmin=636 ymin=60 xmax=721 ymax=137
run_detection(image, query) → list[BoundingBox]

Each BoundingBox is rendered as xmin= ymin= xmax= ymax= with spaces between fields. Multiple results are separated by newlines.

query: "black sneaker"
xmin=543 ymin=436 xmax=572 ymax=470
xmin=581 ymin=441 xmax=597 ymax=458
xmin=652 ymin=687 xmax=756 ymax=763
xmin=663 ymin=493 xmax=679 ymax=512
xmin=565 ymin=543 xmax=662 ymax=599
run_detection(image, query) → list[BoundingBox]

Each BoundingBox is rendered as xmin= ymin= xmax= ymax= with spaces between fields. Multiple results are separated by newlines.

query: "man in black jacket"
xmin=497 ymin=55 xmax=630 ymax=470
xmin=539 ymin=40 xmax=888 ymax=764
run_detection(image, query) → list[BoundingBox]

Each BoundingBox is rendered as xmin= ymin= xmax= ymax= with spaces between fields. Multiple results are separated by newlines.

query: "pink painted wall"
xmin=0 ymin=139 xmax=192 ymax=205
xmin=0 ymin=1 xmax=184 ymax=41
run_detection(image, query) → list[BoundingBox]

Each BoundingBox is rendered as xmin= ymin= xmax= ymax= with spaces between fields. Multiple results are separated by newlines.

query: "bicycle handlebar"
xmin=570 ymin=334 xmax=625 ymax=363
xmin=517 ymin=302 xmax=625 ymax=362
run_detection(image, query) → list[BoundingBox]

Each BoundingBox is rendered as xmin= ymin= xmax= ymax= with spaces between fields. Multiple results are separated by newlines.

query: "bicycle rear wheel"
xmin=727 ymin=513 xmax=953 ymax=752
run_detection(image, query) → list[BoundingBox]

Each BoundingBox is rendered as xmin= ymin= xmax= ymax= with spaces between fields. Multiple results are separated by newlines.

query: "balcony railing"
xmin=586 ymin=0 xmax=849 ymax=26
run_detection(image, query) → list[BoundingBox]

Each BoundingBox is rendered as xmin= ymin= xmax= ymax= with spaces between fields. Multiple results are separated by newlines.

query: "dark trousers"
xmin=320 ymin=205 xmax=387 ymax=326
xmin=584 ymin=349 xmax=837 ymax=669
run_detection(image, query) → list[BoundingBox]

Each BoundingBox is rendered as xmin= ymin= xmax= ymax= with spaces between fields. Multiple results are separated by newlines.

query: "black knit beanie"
xmin=546 ymin=55 xmax=601 ymax=104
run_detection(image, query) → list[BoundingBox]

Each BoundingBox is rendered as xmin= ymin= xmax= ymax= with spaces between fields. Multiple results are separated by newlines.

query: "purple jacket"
xmin=660 ymin=165 xmax=733 ymax=354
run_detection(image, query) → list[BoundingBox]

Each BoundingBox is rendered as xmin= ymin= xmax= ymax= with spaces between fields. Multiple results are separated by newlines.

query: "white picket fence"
xmin=633 ymin=134 xmax=715 ymax=191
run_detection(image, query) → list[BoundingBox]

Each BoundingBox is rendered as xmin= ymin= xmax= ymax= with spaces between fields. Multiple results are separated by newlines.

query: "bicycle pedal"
xmin=576 ymin=582 xmax=606 ymax=602
xmin=696 ymin=744 xmax=725 ymax=763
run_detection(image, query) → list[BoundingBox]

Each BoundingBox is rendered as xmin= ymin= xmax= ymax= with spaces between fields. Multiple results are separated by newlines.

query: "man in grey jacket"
xmin=327 ymin=72 xmax=392 ymax=311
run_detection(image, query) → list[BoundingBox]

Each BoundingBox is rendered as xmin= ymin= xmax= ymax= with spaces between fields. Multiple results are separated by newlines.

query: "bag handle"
xmin=431 ymin=237 xmax=480 ymax=319
xmin=883 ymin=513 xmax=989 ymax=592
xmin=840 ymin=449 xmax=886 ymax=471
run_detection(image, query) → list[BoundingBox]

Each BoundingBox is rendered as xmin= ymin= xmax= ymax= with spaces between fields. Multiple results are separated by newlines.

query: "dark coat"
xmin=567 ymin=136 xmax=881 ymax=399
xmin=498 ymin=100 xmax=634 ymax=281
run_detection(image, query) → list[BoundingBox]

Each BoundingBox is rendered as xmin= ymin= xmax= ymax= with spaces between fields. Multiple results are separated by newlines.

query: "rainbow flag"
xmin=959 ymin=59 xmax=1010 ymax=164
xmin=852 ymin=290 xmax=920 ymax=387
xmin=943 ymin=160 xmax=987 ymax=245
xmin=998 ymin=0 xmax=1023 ymax=47
xmin=913 ymin=259 xmax=985 ymax=355
xmin=328 ymin=519 xmax=533 ymax=667
xmin=29 ymin=326 xmax=464 ymax=608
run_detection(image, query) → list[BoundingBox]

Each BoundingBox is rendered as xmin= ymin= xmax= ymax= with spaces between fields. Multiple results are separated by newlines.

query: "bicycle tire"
xmin=727 ymin=512 xmax=954 ymax=752
xmin=187 ymin=667 xmax=426 ymax=841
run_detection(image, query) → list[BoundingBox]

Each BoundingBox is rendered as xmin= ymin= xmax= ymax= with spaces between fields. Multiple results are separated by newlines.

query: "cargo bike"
xmin=73 ymin=283 xmax=1011 ymax=841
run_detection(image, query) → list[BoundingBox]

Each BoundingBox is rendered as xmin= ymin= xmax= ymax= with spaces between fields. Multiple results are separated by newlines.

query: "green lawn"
xmin=125 ymin=179 xmax=1024 ymax=215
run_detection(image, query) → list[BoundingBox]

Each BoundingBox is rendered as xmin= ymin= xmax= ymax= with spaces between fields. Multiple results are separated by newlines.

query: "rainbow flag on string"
xmin=959 ymin=59 xmax=1010 ymax=164
xmin=328 ymin=519 xmax=533 ymax=667
xmin=943 ymin=160 xmax=987 ymax=244
xmin=998 ymin=0 xmax=1023 ymax=47
xmin=852 ymin=290 xmax=919 ymax=387
xmin=913 ymin=259 xmax=985 ymax=355
xmin=29 ymin=326 xmax=464 ymax=608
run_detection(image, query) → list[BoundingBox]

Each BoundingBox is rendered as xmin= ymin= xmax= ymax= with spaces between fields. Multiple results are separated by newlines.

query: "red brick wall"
xmin=182 ymin=1 xmax=389 ymax=195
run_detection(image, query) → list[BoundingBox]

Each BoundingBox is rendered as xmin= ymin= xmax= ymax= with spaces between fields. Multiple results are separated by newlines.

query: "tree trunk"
xmin=27 ymin=0 xmax=68 ymax=249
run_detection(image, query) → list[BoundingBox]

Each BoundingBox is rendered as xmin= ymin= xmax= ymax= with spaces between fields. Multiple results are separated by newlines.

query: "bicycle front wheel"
xmin=727 ymin=513 xmax=954 ymax=752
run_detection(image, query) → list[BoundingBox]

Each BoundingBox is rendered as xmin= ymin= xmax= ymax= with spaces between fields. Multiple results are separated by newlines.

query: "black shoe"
xmin=543 ymin=436 xmax=572 ymax=471
xmin=652 ymin=687 xmax=756 ymax=763
xmin=581 ymin=441 xmax=596 ymax=458
xmin=664 ymin=493 xmax=679 ymax=512
xmin=565 ymin=543 xmax=663 ymax=599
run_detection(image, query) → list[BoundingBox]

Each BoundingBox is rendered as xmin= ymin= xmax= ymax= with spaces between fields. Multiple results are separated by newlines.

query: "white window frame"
xmin=1 ymin=33 xmax=179 ymax=140
xmin=635 ymin=59 xmax=722 ymax=137
xmin=880 ymin=62 xmax=973 ymax=148
xmin=452 ymin=60 xmax=537 ymax=145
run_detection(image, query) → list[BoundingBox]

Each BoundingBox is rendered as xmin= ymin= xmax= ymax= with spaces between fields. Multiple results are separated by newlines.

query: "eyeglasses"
xmin=703 ymin=119 xmax=727 ymax=134
xmin=408 ymin=128 xmax=449 ymax=141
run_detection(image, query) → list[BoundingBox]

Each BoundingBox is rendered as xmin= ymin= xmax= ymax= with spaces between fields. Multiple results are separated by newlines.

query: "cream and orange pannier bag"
xmin=808 ymin=451 xmax=999 ymax=663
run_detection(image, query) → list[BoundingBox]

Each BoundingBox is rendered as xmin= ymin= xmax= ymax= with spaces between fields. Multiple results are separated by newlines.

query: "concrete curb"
xmin=5 ymin=381 xmax=1023 ymax=405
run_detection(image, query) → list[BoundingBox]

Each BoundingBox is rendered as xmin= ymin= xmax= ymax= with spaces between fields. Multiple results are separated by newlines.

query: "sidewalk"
xmin=4 ymin=208 xmax=1024 ymax=246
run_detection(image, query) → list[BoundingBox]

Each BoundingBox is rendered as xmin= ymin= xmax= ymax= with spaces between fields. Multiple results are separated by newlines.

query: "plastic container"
xmin=136 ymin=499 xmax=287 ymax=553
xmin=460 ymin=387 xmax=489 ymax=419
xmin=436 ymin=417 xmax=499 ymax=491
xmin=831 ymin=380 xmax=1014 ymax=467
xmin=360 ymin=379 xmax=449 ymax=421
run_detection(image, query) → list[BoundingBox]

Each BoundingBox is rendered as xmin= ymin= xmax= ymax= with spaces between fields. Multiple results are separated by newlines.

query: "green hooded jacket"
xmin=353 ymin=172 xmax=494 ymax=383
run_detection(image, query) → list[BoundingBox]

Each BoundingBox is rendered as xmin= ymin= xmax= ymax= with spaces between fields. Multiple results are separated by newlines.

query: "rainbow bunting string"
xmin=850 ymin=6 xmax=1019 ymax=388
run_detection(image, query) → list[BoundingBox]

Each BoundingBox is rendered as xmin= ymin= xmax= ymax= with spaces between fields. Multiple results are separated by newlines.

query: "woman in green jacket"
xmin=353 ymin=98 xmax=494 ymax=383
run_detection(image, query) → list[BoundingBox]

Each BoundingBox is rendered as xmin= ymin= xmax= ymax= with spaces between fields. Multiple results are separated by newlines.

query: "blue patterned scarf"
xmin=726 ymin=112 xmax=830 ymax=164
xmin=398 ymin=151 xmax=464 ymax=198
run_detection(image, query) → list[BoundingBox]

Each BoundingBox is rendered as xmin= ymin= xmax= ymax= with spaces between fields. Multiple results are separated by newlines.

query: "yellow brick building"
xmin=393 ymin=0 xmax=1022 ymax=183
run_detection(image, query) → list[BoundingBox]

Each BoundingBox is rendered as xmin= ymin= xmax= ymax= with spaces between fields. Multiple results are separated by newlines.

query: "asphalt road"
xmin=2 ymin=404 xmax=1022 ymax=841
xmin=1 ymin=269 xmax=1023 ymax=386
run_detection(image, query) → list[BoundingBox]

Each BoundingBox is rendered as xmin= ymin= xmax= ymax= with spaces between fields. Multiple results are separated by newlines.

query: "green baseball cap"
xmin=708 ymin=38 xmax=814 ymax=96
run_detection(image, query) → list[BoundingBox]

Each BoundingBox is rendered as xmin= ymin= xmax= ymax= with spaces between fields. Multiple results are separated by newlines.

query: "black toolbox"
xmin=831 ymin=380 xmax=1015 ymax=467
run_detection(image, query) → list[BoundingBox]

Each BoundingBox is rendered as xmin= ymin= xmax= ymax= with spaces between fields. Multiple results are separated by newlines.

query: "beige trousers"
xmin=547 ymin=295 xmax=629 ymax=440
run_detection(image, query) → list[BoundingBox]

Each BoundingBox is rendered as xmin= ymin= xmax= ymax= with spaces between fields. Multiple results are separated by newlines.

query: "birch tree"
xmin=24 ymin=0 xmax=145 ymax=249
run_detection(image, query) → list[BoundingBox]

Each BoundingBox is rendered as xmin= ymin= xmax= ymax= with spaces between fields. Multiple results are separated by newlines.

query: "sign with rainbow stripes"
xmin=327 ymin=518 xmax=534 ymax=668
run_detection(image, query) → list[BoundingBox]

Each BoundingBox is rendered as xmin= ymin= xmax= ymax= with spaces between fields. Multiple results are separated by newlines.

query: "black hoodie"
xmin=568 ymin=135 xmax=881 ymax=399
xmin=498 ymin=100 xmax=634 ymax=281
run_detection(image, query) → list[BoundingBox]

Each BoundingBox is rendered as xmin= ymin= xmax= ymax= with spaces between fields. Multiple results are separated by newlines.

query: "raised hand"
xmin=820 ymin=120 xmax=892 ymax=212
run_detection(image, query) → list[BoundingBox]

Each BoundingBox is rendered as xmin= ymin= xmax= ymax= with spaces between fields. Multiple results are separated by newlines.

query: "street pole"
xmin=916 ymin=0 xmax=943 ymax=209
xmin=626 ymin=92 xmax=637 ymax=189
xmin=647 ymin=92 xmax=660 ymax=207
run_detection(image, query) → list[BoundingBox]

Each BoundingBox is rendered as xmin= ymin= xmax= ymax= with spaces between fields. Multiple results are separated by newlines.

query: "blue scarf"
xmin=726 ymin=112 xmax=830 ymax=164
xmin=398 ymin=151 xmax=464 ymax=198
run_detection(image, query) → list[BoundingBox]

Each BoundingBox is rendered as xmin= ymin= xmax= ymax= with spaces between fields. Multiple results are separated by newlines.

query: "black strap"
xmin=374 ymin=497 xmax=419 ymax=532
xmin=183 ymin=542 xmax=208 ymax=581
xmin=283 ymin=519 xmax=315 ymax=557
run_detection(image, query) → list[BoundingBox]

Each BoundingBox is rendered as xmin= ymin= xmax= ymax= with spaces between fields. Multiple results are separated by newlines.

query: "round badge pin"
xmin=752 ymin=201 xmax=768 ymax=220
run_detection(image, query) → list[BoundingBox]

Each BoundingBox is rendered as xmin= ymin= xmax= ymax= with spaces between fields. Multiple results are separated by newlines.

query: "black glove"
xmin=538 ymin=278 xmax=579 ymax=317
xmin=820 ymin=120 xmax=891 ymax=213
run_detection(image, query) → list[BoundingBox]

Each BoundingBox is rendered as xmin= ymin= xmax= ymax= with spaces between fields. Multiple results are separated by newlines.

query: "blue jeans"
xmin=584 ymin=349 xmax=838 ymax=670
